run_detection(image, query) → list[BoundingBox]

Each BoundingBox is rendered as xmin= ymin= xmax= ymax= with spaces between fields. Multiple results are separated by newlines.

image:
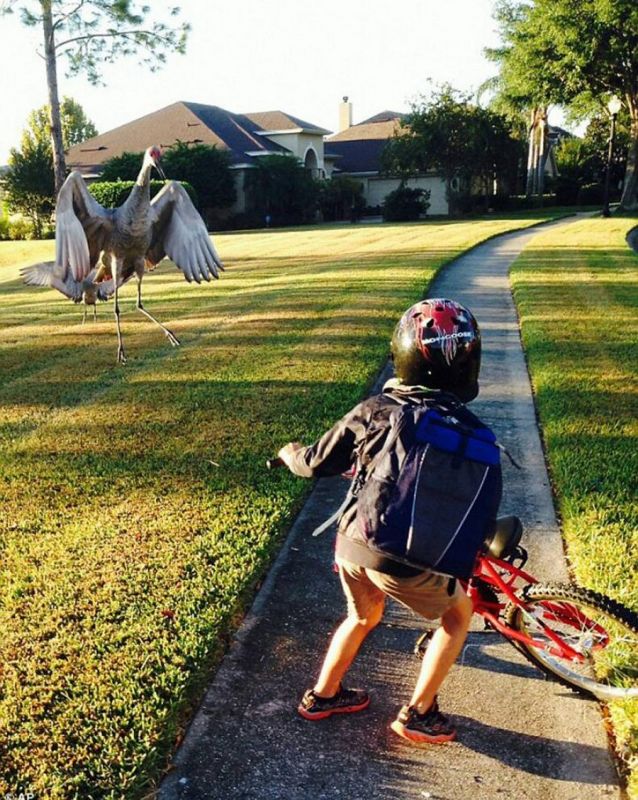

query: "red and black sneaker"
xmin=391 ymin=698 xmax=456 ymax=743
xmin=298 ymin=685 xmax=370 ymax=720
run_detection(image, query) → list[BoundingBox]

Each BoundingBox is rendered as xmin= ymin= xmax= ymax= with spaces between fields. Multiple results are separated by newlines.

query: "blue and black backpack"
xmin=353 ymin=398 xmax=503 ymax=580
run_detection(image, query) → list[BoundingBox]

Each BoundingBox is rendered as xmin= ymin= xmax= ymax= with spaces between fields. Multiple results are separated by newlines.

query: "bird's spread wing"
xmin=21 ymin=261 xmax=83 ymax=301
xmin=55 ymin=172 xmax=113 ymax=282
xmin=149 ymin=181 xmax=224 ymax=283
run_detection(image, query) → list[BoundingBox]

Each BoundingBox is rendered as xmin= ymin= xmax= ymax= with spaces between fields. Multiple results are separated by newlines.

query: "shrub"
xmin=448 ymin=192 xmax=479 ymax=215
xmin=245 ymin=155 xmax=319 ymax=227
xmin=576 ymin=182 xmax=604 ymax=206
xmin=96 ymin=151 xmax=144 ymax=182
xmin=488 ymin=194 xmax=512 ymax=212
xmin=318 ymin=176 xmax=365 ymax=222
xmin=99 ymin=144 xmax=236 ymax=215
xmin=549 ymin=175 xmax=581 ymax=206
xmin=221 ymin=211 xmax=265 ymax=231
xmin=88 ymin=180 xmax=198 ymax=210
xmin=162 ymin=142 xmax=236 ymax=212
xmin=382 ymin=185 xmax=430 ymax=221
xmin=7 ymin=215 xmax=35 ymax=240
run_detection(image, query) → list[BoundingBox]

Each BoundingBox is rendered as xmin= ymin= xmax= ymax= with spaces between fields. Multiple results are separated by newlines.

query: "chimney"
xmin=339 ymin=96 xmax=353 ymax=132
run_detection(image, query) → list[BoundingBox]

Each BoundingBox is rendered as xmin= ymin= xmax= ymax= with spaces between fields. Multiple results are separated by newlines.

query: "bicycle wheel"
xmin=504 ymin=583 xmax=638 ymax=701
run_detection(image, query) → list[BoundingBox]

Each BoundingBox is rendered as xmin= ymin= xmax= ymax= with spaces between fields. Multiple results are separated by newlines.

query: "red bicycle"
xmin=267 ymin=458 xmax=637 ymax=702
xmin=415 ymin=516 xmax=638 ymax=702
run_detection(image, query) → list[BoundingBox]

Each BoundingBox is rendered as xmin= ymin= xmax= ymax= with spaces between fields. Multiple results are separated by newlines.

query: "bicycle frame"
xmin=466 ymin=549 xmax=593 ymax=662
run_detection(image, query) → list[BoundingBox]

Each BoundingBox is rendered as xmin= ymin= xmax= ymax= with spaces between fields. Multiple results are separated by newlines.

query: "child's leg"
xmin=312 ymin=561 xmax=385 ymax=697
xmin=314 ymin=603 xmax=384 ymax=696
xmin=409 ymin=588 xmax=473 ymax=712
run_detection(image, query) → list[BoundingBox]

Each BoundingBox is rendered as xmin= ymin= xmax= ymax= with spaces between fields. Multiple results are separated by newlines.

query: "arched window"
xmin=304 ymin=147 xmax=319 ymax=177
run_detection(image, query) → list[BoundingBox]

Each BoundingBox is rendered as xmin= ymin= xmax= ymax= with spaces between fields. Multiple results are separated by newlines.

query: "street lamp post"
xmin=602 ymin=95 xmax=622 ymax=217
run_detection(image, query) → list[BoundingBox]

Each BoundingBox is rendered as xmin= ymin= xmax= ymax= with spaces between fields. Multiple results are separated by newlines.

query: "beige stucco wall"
xmin=261 ymin=131 xmax=326 ymax=176
xmin=364 ymin=175 xmax=448 ymax=215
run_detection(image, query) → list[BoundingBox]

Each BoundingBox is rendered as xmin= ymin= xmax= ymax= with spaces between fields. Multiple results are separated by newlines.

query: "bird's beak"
xmin=155 ymin=160 xmax=167 ymax=182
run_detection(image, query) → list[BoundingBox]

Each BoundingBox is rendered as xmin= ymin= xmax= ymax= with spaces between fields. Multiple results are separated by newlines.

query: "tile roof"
xmin=185 ymin=103 xmax=289 ymax=157
xmin=324 ymin=110 xmax=405 ymax=173
xmin=242 ymin=110 xmax=331 ymax=134
xmin=328 ymin=117 xmax=401 ymax=142
xmin=65 ymin=101 xmax=327 ymax=175
xmin=324 ymin=139 xmax=390 ymax=174
xmin=359 ymin=110 xmax=406 ymax=125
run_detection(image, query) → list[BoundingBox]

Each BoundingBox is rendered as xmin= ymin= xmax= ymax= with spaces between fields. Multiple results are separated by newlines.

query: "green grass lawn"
xmin=0 ymin=213 xmax=570 ymax=799
xmin=510 ymin=214 xmax=638 ymax=795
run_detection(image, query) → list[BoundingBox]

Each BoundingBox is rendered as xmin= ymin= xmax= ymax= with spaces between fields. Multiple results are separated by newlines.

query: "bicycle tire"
xmin=504 ymin=582 xmax=638 ymax=701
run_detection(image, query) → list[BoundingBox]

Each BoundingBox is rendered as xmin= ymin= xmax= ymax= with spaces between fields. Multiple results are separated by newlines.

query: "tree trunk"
xmin=525 ymin=109 xmax=537 ymax=198
xmin=620 ymin=109 xmax=638 ymax=210
xmin=41 ymin=0 xmax=66 ymax=195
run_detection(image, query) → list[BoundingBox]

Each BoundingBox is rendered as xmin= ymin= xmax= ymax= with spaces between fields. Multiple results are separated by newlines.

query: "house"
xmin=65 ymin=101 xmax=331 ymax=213
xmin=324 ymin=98 xmax=449 ymax=215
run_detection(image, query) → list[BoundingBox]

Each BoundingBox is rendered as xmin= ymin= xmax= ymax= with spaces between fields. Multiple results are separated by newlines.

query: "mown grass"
xmin=510 ymin=214 xmax=638 ymax=796
xmin=0 ymin=212 xmax=568 ymax=799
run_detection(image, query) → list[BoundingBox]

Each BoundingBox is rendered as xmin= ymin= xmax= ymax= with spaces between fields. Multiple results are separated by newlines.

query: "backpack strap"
xmin=311 ymin=393 xmax=404 ymax=538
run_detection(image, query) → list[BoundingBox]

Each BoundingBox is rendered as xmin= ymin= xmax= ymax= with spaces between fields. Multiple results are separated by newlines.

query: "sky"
xmin=0 ymin=0 xmax=535 ymax=164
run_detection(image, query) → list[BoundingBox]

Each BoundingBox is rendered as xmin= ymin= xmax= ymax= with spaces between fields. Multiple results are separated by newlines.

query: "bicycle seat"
xmin=485 ymin=515 xmax=523 ymax=559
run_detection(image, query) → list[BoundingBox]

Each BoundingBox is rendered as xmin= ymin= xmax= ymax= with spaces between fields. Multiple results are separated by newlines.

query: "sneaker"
xmin=390 ymin=698 xmax=456 ymax=743
xmin=298 ymin=685 xmax=370 ymax=720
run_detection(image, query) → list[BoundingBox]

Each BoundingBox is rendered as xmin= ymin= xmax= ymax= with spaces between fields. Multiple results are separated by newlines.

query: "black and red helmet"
xmin=391 ymin=298 xmax=481 ymax=401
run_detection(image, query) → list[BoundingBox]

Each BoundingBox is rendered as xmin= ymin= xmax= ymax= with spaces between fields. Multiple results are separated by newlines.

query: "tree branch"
xmin=55 ymin=27 xmax=174 ymax=50
xmin=52 ymin=0 xmax=88 ymax=31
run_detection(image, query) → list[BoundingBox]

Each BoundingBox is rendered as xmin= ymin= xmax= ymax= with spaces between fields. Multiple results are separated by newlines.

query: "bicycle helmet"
xmin=391 ymin=298 xmax=481 ymax=401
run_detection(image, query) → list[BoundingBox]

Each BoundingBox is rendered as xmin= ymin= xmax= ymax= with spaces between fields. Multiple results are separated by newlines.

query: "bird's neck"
xmin=136 ymin=161 xmax=154 ymax=189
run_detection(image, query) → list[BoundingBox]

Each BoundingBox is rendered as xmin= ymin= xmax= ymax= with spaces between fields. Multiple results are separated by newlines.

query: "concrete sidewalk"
xmin=159 ymin=220 xmax=621 ymax=800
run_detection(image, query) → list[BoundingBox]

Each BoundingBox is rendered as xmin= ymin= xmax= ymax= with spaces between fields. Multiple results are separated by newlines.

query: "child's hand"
xmin=277 ymin=442 xmax=303 ymax=468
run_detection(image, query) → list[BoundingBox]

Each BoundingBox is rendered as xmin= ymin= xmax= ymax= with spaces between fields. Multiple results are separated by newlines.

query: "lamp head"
xmin=607 ymin=95 xmax=622 ymax=116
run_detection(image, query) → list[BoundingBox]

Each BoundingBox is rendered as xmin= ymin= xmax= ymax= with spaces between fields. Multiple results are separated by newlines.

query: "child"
xmin=278 ymin=298 xmax=491 ymax=743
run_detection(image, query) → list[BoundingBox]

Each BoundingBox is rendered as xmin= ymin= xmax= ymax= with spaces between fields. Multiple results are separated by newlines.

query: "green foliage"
xmin=317 ymin=176 xmax=365 ymax=221
xmin=582 ymin=114 xmax=631 ymax=196
xmin=162 ymin=142 xmax=236 ymax=212
xmin=100 ymin=144 xmax=236 ymax=216
xmin=510 ymin=214 xmax=638 ymax=792
xmin=550 ymin=119 xmax=631 ymax=206
xmin=489 ymin=0 xmax=638 ymax=207
xmin=245 ymin=155 xmax=319 ymax=226
xmin=6 ymin=215 xmax=36 ymax=240
xmin=382 ymin=184 xmax=430 ymax=221
xmin=3 ymin=97 xmax=98 ymax=237
xmin=25 ymin=96 xmax=98 ymax=151
xmin=88 ymin=179 xmax=197 ymax=209
xmin=3 ymin=139 xmax=55 ymax=238
xmin=382 ymin=84 xmax=525 ymax=197
xmin=3 ymin=1 xmax=191 ymax=86
xmin=0 ymin=211 xmax=564 ymax=798
xmin=97 ymin=151 xmax=145 ymax=182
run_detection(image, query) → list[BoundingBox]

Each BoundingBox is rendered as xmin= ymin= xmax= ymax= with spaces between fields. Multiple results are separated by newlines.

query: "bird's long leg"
xmin=114 ymin=271 xmax=127 ymax=364
xmin=82 ymin=305 xmax=87 ymax=325
xmin=135 ymin=274 xmax=180 ymax=347
xmin=93 ymin=304 xmax=97 ymax=323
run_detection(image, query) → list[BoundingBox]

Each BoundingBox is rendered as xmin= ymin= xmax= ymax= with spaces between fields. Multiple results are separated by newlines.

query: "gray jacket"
xmin=289 ymin=380 xmax=465 ymax=576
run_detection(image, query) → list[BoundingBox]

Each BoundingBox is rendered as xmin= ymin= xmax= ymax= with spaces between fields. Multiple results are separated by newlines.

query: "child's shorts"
xmin=336 ymin=557 xmax=463 ymax=622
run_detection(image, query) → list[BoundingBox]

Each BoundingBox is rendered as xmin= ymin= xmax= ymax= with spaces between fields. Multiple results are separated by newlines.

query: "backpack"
xmin=352 ymin=399 xmax=503 ymax=580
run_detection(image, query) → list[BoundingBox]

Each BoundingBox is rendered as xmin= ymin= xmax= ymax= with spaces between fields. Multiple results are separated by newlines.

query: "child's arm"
xmin=277 ymin=400 xmax=372 ymax=479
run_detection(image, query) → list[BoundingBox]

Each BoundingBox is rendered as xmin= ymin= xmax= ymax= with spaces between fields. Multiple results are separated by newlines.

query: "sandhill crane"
xmin=21 ymin=262 xmax=129 ymax=323
xmin=34 ymin=146 xmax=224 ymax=363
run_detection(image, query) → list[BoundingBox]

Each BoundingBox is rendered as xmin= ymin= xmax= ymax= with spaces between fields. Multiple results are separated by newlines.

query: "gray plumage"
xmin=21 ymin=262 xmax=121 ymax=323
xmin=33 ymin=145 xmax=224 ymax=363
